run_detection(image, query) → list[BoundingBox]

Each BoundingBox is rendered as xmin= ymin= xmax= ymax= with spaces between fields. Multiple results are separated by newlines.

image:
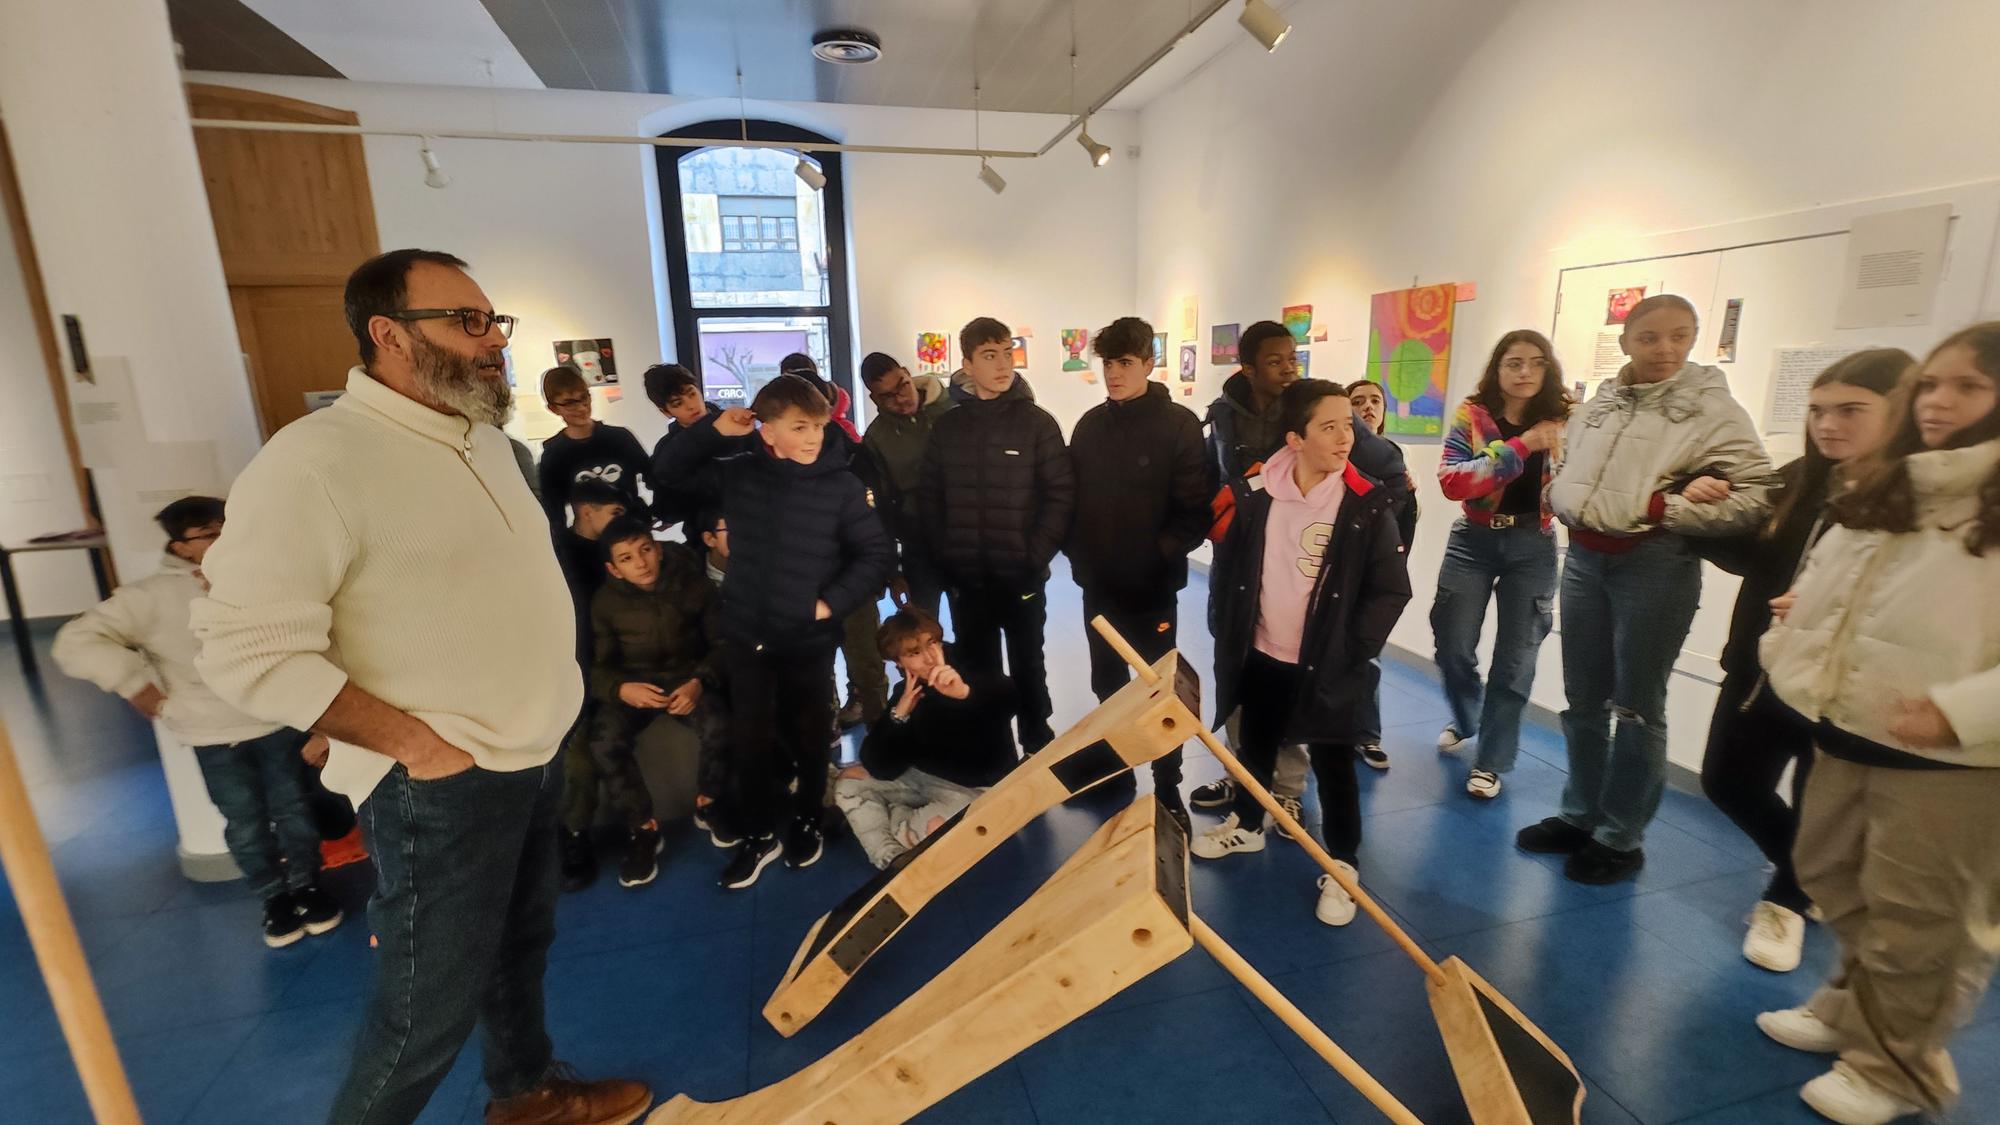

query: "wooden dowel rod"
xmin=1089 ymin=615 xmax=1444 ymax=983
xmin=0 ymin=719 xmax=141 ymax=1124
xmin=1191 ymin=915 xmax=1425 ymax=1125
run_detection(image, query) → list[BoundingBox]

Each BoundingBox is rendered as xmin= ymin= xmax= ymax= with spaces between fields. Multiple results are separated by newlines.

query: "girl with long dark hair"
xmin=1695 ymin=349 xmax=1909 ymax=974
xmin=1431 ymin=330 xmax=1569 ymax=798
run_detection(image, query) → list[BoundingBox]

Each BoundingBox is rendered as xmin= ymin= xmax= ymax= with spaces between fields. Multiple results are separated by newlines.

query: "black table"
xmin=1 ymin=531 xmax=115 ymax=675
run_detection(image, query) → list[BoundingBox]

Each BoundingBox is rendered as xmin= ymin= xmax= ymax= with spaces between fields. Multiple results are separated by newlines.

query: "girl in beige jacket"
xmin=1755 ymin=323 xmax=2000 ymax=1125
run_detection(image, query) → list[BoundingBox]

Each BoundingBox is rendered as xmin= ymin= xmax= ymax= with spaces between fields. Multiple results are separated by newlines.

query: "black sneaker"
xmin=1189 ymin=777 xmax=1236 ymax=809
xmin=1565 ymin=841 xmax=1645 ymax=885
xmin=784 ymin=815 xmax=824 ymax=869
xmin=619 ymin=822 xmax=663 ymax=889
xmin=292 ymin=883 xmax=343 ymax=936
xmin=1515 ymin=817 xmax=1593 ymax=855
xmin=1359 ymin=743 xmax=1390 ymax=771
xmin=719 ymin=836 xmax=781 ymax=890
xmin=559 ymin=828 xmax=597 ymax=892
xmin=262 ymin=891 xmax=306 ymax=949
xmin=706 ymin=816 xmax=742 ymax=849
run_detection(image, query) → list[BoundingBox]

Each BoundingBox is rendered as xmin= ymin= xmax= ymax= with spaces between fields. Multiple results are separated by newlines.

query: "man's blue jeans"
xmin=191 ymin=728 xmax=322 ymax=898
xmin=327 ymin=760 xmax=562 ymax=1124
xmin=1428 ymin=521 xmax=1559 ymax=774
xmin=1556 ymin=536 xmax=1701 ymax=852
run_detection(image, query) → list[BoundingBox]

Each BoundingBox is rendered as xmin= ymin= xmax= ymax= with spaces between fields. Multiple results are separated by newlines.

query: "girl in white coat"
xmin=1756 ymin=322 xmax=2000 ymax=1125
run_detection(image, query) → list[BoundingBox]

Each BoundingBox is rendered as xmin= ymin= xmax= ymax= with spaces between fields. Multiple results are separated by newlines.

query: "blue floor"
xmin=3 ymin=565 xmax=1996 ymax=1124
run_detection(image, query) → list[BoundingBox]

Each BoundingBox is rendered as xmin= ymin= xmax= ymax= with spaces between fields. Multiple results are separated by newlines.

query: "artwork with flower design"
xmin=916 ymin=332 xmax=950 ymax=375
xmin=1364 ymin=283 xmax=1456 ymax=438
xmin=1060 ymin=328 xmax=1090 ymax=372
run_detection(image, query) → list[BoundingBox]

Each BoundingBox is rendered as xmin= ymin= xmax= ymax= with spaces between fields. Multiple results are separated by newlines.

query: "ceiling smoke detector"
xmin=812 ymin=29 xmax=883 ymax=65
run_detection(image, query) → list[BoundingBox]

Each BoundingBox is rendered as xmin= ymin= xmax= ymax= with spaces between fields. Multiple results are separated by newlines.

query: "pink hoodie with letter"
xmin=1253 ymin=444 xmax=1347 ymax=663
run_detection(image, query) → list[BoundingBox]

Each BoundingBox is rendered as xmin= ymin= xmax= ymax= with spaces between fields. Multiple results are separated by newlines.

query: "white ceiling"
xmin=209 ymin=0 xmax=1291 ymax=115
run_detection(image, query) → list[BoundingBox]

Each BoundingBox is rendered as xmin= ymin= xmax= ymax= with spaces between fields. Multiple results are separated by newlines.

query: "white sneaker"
xmin=1192 ymin=814 xmax=1266 ymax=860
xmin=1743 ymin=901 xmax=1806 ymax=973
xmin=1466 ymin=769 xmax=1502 ymax=799
xmin=1799 ymin=1062 xmax=1921 ymax=1125
xmin=1273 ymin=795 xmax=1305 ymax=841
xmin=1437 ymin=726 xmax=1470 ymax=753
xmin=1315 ymin=863 xmax=1358 ymax=927
xmin=1757 ymin=1007 xmax=1844 ymax=1054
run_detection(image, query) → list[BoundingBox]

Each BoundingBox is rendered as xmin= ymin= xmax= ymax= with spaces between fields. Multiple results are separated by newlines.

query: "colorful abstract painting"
xmin=1365 ymin=284 xmax=1455 ymax=438
xmin=1060 ymin=328 xmax=1090 ymax=372
xmin=1282 ymin=304 xmax=1313 ymax=342
xmin=1011 ymin=336 xmax=1029 ymax=370
xmin=1152 ymin=333 xmax=1168 ymax=368
xmin=916 ymin=332 xmax=950 ymax=375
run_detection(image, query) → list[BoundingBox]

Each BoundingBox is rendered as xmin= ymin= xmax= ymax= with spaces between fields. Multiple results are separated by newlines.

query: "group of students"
xmin=44 ymin=271 xmax=1999 ymax=1125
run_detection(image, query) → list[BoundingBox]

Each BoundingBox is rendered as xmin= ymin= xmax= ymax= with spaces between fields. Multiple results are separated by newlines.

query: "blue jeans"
xmin=328 ymin=761 xmax=562 ymax=1124
xmin=1428 ymin=521 xmax=1558 ymax=774
xmin=1556 ymin=536 xmax=1702 ymax=851
xmin=191 ymin=729 xmax=322 ymax=898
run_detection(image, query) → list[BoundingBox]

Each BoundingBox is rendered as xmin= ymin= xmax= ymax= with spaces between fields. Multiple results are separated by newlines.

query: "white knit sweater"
xmin=192 ymin=367 xmax=581 ymax=803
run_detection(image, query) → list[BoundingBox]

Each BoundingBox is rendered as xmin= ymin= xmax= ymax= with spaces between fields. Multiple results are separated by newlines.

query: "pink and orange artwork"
xmin=1364 ymin=283 xmax=1456 ymax=438
xmin=916 ymin=332 xmax=950 ymax=375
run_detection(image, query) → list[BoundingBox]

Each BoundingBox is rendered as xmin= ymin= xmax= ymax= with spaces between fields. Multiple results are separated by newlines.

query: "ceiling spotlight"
xmin=1075 ymin=121 xmax=1112 ymax=168
xmin=1238 ymin=0 xmax=1291 ymax=52
xmin=978 ymin=159 xmax=1007 ymax=195
xmin=794 ymin=155 xmax=828 ymax=190
xmin=419 ymin=139 xmax=450 ymax=189
xmin=812 ymin=28 xmax=883 ymax=64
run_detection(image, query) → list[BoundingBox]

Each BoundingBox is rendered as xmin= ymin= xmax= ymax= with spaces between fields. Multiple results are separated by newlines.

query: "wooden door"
xmin=187 ymin=84 xmax=379 ymax=436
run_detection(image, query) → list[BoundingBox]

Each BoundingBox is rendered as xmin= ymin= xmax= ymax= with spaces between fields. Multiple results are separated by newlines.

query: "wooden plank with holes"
xmin=652 ymin=796 xmax=1191 ymax=1125
xmin=764 ymin=649 xmax=1199 ymax=1037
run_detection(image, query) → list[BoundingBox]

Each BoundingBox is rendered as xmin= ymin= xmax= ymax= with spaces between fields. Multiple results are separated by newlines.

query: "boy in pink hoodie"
xmin=1195 ymin=380 xmax=1413 ymax=926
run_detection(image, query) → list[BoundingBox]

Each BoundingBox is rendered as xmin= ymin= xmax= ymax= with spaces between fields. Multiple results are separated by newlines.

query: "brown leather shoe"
xmin=486 ymin=1063 xmax=653 ymax=1125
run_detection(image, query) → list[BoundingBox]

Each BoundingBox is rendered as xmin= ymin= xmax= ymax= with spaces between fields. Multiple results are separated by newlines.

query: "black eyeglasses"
xmin=386 ymin=308 xmax=517 ymax=340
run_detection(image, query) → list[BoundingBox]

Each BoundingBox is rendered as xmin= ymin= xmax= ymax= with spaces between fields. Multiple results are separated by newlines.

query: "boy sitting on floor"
xmin=587 ymin=515 xmax=729 ymax=889
xmin=835 ymin=609 xmax=1020 ymax=869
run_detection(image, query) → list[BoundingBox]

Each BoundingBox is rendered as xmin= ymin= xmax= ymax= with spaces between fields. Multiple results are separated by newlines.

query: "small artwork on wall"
xmin=1211 ymin=323 xmax=1240 ymax=367
xmin=1178 ymin=343 xmax=1198 ymax=383
xmin=1282 ymin=304 xmax=1313 ymax=342
xmin=1296 ymin=348 xmax=1310 ymax=379
xmin=1365 ymin=283 xmax=1455 ymax=439
xmin=1060 ymin=329 xmax=1091 ymax=372
xmin=916 ymin=332 xmax=951 ymax=374
xmin=1152 ymin=333 xmax=1168 ymax=369
xmin=1604 ymin=286 xmax=1647 ymax=326
xmin=1011 ymin=336 xmax=1030 ymax=370
xmin=554 ymin=339 xmax=618 ymax=385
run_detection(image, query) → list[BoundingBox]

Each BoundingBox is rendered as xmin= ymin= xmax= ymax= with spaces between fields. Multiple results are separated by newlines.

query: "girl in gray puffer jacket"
xmin=1515 ymin=294 xmax=1779 ymax=885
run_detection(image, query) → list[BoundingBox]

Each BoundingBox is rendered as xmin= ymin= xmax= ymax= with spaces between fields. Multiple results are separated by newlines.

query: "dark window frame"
xmin=656 ymin=120 xmax=853 ymax=392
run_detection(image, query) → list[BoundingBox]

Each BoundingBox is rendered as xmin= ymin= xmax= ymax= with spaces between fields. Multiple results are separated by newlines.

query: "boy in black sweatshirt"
xmin=918 ymin=316 xmax=1075 ymax=753
xmin=653 ymin=374 xmax=895 ymax=889
xmin=539 ymin=364 xmax=652 ymax=533
xmin=643 ymin=362 xmax=727 ymax=530
xmin=587 ymin=516 xmax=726 ymax=890
xmin=835 ymin=610 xmax=1019 ymax=869
xmin=1066 ymin=317 xmax=1214 ymax=828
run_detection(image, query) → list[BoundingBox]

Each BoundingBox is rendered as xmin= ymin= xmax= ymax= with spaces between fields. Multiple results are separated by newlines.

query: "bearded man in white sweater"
xmin=192 ymin=249 xmax=651 ymax=1125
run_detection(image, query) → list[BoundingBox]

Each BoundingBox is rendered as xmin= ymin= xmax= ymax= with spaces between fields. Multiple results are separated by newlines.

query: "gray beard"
xmin=409 ymin=334 xmax=513 ymax=428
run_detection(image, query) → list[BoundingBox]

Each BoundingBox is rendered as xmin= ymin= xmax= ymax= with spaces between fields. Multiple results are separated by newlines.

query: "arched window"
xmin=656 ymin=121 xmax=854 ymax=406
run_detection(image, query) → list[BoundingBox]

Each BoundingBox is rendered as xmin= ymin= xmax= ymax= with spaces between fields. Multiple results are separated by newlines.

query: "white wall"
xmin=0 ymin=205 xmax=96 ymax=619
xmin=180 ymin=72 xmax=1141 ymax=447
xmin=1135 ymin=0 xmax=2000 ymax=768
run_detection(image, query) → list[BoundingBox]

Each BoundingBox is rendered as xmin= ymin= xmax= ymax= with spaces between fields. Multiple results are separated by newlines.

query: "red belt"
xmin=1567 ymin=527 xmax=1662 ymax=555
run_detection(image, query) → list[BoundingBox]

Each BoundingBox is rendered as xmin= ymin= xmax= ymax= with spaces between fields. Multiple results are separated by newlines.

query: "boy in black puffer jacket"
xmin=652 ymin=375 xmax=895 ymax=890
xmin=1066 ymin=316 xmax=1214 ymax=827
xmin=587 ymin=517 xmax=725 ymax=891
xmin=918 ymin=316 xmax=1075 ymax=753
xmin=834 ymin=610 xmax=1020 ymax=869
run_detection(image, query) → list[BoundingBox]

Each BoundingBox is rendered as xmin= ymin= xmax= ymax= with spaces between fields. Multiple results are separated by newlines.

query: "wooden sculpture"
xmin=1091 ymin=616 xmax=1585 ymax=1125
xmin=659 ymin=795 xmax=1425 ymax=1125
xmin=653 ymin=796 xmax=1193 ymax=1124
xmin=764 ymin=649 xmax=1200 ymax=1037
